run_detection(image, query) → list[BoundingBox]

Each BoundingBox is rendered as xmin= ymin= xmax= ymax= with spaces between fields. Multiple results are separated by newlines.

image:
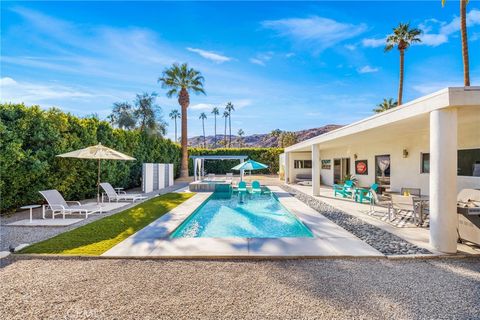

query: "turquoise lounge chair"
xmin=355 ymin=183 xmax=379 ymax=203
xmin=237 ymin=181 xmax=248 ymax=193
xmin=333 ymin=180 xmax=354 ymax=198
xmin=251 ymin=181 xmax=262 ymax=193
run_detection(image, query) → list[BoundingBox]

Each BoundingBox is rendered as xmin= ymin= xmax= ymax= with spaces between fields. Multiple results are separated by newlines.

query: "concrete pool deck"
xmin=102 ymin=186 xmax=383 ymax=257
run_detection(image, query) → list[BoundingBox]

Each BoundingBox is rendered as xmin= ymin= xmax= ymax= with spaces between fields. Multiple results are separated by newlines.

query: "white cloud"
xmin=344 ymin=44 xmax=356 ymax=51
xmin=0 ymin=76 xmax=97 ymax=104
xmin=357 ymin=65 xmax=379 ymax=74
xmin=249 ymin=58 xmax=265 ymax=66
xmin=249 ymin=52 xmax=273 ymax=66
xmin=285 ymin=52 xmax=295 ymax=58
xmin=262 ymin=16 xmax=367 ymax=51
xmin=190 ymin=103 xmax=215 ymax=110
xmin=362 ymin=37 xmax=385 ymax=48
xmin=412 ymin=82 xmax=459 ymax=95
xmin=186 ymin=47 xmax=232 ymax=63
xmin=419 ymin=9 xmax=480 ymax=47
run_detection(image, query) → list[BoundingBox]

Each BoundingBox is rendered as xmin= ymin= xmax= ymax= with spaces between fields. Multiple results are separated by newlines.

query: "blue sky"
xmin=1 ymin=1 xmax=479 ymax=139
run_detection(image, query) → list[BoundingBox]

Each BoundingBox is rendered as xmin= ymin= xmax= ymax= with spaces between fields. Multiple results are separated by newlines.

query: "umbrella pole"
xmin=97 ymin=159 xmax=101 ymax=204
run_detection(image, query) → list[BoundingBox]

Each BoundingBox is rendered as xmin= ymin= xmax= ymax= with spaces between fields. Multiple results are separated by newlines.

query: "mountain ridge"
xmin=187 ymin=124 xmax=343 ymax=147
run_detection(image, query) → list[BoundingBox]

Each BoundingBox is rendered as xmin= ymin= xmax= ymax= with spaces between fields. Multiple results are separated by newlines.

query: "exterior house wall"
xmin=287 ymin=152 xmax=312 ymax=183
xmin=317 ymin=124 xmax=479 ymax=194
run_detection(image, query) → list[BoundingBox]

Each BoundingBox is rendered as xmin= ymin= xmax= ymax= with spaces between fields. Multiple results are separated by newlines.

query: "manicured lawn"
xmin=19 ymin=192 xmax=195 ymax=255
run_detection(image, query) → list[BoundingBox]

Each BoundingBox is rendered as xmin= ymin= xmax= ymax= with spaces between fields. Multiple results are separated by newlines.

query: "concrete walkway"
xmin=103 ymin=186 xmax=382 ymax=257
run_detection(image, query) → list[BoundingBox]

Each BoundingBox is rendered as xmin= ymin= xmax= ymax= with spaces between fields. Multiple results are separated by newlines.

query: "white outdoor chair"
xmin=100 ymin=182 xmax=146 ymax=203
xmin=369 ymin=189 xmax=392 ymax=215
xmin=390 ymin=194 xmax=416 ymax=222
xmin=39 ymin=189 xmax=101 ymax=219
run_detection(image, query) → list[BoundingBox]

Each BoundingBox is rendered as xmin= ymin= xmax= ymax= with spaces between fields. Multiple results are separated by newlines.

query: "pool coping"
xmin=102 ymin=186 xmax=383 ymax=257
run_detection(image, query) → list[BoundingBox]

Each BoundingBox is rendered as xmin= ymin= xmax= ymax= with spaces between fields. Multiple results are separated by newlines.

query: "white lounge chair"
xmin=100 ymin=182 xmax=146 ymax=202
xmin=39 ymin=189 xmax=101 ymax=219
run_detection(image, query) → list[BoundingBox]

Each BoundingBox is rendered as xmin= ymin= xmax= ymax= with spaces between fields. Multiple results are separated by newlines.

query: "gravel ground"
xmin=281 ymin=185 xmax=431 ymax=255
xmin=1 ymin=257 xmax=479 ymax=320
xmin=0 ymin=183 xmax=188 ymax=251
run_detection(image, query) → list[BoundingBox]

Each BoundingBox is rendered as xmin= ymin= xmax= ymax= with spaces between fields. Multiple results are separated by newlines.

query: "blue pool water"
xmin=170 ymin=191 xmax=314 ymax=238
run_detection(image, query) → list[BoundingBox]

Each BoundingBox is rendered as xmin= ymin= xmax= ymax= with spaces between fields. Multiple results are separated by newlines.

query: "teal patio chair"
xmin=237 ymin=181 xmax=248 ymax=193
xmin=355 ymin=183 xmax=379 ymax=203
xmin=251 ymin=181 xmax=262 ymax=193
xmin=333 ymin=180 xmax=354 ymax=198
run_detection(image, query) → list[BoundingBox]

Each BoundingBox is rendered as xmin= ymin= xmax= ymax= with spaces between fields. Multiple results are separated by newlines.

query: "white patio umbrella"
xmin=57 ymin=143 xmax=136 ymax=203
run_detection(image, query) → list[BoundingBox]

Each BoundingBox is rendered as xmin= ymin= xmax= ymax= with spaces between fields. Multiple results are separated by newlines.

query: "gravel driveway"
xmin=1 ymin=257 xmax=479 ymax=320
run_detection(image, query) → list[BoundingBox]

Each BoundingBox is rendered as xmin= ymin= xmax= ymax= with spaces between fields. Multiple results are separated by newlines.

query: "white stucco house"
xmin=280 ymin=87 xmax=480 ymax=253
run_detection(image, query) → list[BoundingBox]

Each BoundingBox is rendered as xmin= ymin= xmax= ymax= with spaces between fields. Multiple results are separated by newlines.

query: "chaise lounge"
xmin=39 ymin=189 xmax=102 ymax=219
xmin=100 ymin=182 xmax=146 ymax=202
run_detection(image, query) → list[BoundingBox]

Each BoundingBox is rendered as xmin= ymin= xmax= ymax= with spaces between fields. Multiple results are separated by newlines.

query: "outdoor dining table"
xmin=383 ymin=191 xmax=429 ymax=225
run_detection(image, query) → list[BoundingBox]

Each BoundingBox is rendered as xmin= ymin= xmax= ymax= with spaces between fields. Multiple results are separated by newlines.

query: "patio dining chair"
xmin=401 ymin=187 xmax=421 ymax=197
xmin=389 ymin=194 xmax=416 ymax=222
xmin=39 ymin=189 xmax=101 ymax=219
xmin=369 ymin=189 xmax=392 ymax=215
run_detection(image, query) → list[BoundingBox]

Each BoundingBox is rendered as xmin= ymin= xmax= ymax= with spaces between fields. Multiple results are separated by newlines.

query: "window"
xmin=294 ymin=160 xmax=312 ymax=169
xmin=421 ymin=153 xmax=430 ymax=173
xmin=458 ymin=149 xmax=480 ymax=176
xmin=420 ymin=149 xmax=480 ymax=176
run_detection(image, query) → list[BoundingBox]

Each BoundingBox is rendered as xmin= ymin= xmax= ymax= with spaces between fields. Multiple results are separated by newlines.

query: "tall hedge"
xmin=0 ymin=103 xmax=181 ymax=214
xmin=188 ymin=147 xmax=283 ymax=175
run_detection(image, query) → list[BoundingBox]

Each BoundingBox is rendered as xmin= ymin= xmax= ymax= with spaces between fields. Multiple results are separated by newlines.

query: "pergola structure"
xmin=190 ymin=155 xmax=248 ymax=181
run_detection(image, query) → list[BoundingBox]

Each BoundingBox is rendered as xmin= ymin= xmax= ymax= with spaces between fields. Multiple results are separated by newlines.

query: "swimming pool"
xmin=170 ymin=190 xmax=314 ymax=238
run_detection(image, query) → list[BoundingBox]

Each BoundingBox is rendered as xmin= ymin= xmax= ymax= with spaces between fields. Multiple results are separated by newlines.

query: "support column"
xmin=284 ymin=152 xmax=290 ymax=184
xmin=429 ymin=108 xmax=458 ymax=253
xmin=312 ymin=144 xmax=321 ymax=196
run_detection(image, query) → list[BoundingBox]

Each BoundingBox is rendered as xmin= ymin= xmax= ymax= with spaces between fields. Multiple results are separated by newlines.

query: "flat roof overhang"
xmin=285 ymin=87 xmax=480 ymax=152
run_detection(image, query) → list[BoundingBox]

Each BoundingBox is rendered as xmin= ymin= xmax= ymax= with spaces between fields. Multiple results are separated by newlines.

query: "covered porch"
xmin=283 ymin=87 xmax=480 ymax=253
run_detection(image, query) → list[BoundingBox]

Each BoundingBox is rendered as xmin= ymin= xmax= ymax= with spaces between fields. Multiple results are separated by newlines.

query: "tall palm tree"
xmin=373 ymin=98 xmax=398 ymax=113
xmin=158 ymin=63 xmax=205 ymax=178
xmin=222 ymin=110 xmax=229 ymax=147
xmin=442 ymin=0 xmax=470 ymax=86
xmin=225 ymin=102 xmax=235 ymax=147
xmin=211 ymin=107 xmax=219 ymax=148
xmin=385 ymin=23 xmax=422 ymax=105
xmin=199 ymin=112 xmax=207 ymax=148
xmin=169 ymin=109 xmax=181 ymax=142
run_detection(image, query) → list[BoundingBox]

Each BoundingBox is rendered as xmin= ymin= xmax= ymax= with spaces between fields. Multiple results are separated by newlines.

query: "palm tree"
xmin=225 ymin=102 xmax=235 ymax=147
xmin=442 ymin=0 xmax=470 ymax=86
xmin=373 ymin=98 xmax=398 ymax=113
xmin=222 ymin=110 xmax=229 ymax=147
xmin=158 ymin=63 xmax=205 ymax=178
xmin=199 ymin=112 xmax=207 ymax=148
xmin=211 ymin=107 xmax=219 ymax=148
xmin=385 ymin=23 xmax=422 ymax=105
xmin=237 ymin=129 xmax=245 ymax=147
xmin=169 ymin=109 xmax=181 ymax=142
xmin=133 ymin=92 xmax=167 ymax=135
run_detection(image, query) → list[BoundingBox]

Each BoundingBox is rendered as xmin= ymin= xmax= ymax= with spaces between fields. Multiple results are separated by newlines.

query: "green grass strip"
xmin=19 ymin=192 xmax=195 ymax=256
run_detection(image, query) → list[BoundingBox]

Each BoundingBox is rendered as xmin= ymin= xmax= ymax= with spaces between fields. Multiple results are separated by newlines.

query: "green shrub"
xmin=0 ymin=103 xmax=181 ymax=214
